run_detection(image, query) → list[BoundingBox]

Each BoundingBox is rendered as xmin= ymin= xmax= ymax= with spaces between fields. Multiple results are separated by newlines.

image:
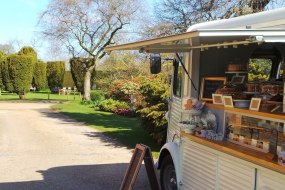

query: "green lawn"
xmin=52 ymin=101 xmax=161 ymax=157
xmin=0 ymin=91 xmax=82 ymax=101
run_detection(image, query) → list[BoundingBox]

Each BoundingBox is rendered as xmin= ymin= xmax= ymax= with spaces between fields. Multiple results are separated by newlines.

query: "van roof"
xmin=104 ymin=8 xmax=285 ymax=54
xmin=187 ymin=7 xmax=285 ymax=32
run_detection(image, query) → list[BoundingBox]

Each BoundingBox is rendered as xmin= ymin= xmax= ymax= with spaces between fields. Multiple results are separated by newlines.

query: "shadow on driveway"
xmin=0 ymin=163 xmax=150 ymax=190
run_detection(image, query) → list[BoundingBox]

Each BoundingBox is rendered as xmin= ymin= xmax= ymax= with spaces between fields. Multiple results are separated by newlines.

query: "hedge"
xmin=33 ymin=60 xmax=47 ymax=90
xmin=1 ymin=56 xmax=14 ymax=92
xmin=0 ymin=52 xmax=4 ymax=89
xmin=63 ymin=71 xmax=75 ymax=88
xmin=46 ymin=61 xmax=65 ymax=91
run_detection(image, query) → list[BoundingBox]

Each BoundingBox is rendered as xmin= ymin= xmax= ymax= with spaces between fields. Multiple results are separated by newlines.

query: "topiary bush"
xmin=8 ymin=54 xmax=35 ymax=98
xmin=33 ymin=60 xmax=47 ymax=91
xmin=63 ymin=71 xmax=75 ymax=88
xmin=46 ymin=61 xmax=65 ymax=92
xmin=0 ymin=56 xmax=14 ymax=92
xmin=0 ymin=52 xmax=4 ymax=90
xmin=99 ymin=98 xmax=130 ymax=112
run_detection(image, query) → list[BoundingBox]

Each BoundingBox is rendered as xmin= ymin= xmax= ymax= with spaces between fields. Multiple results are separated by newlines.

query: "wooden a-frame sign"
xmin=120 ymin=144 xmax=161 ymax=190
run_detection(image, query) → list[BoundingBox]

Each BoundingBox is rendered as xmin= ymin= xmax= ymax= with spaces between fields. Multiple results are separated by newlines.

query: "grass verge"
xmin=0 ymin=91 xmax=81 ymax=101
xmin=52 ymin=101 xmax=161 ymax=157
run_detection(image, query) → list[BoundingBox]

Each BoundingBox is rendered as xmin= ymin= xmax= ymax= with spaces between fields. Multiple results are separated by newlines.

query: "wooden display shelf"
xmin=228 ymin=123 xmax=264 ymax=131
xmin=181 ymin=132 xmax=285 ymax=175
xmin=206 ymin=103 xmax=285 ymax=122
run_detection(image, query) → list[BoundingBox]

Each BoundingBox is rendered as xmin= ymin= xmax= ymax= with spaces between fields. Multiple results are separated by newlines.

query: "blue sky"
xmin=0 ymin=0 xmax=156 ymax=61
xmin=0 ymin=0 xmax=49 ymax=59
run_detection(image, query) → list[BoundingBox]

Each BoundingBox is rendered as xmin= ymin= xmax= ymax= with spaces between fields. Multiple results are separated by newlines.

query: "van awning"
xmin=104 ymin=29 xmax=285 ymax=54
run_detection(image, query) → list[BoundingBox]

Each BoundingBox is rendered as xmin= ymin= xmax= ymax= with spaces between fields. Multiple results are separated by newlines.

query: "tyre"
xmin=160 ymin=155 xmax=178 ymax=190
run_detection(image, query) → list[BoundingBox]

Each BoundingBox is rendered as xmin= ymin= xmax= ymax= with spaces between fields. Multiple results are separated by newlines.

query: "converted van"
xmin=105 ymin=8 xmax=285 ymax=190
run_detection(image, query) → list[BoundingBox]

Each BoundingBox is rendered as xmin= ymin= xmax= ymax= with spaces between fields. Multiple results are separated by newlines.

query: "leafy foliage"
xmin=33 ymin=60 xmax=47 ymax=90
xmin=106 ymin=80 xmax=130 ymax=101
xmin=46 ymin=61 xmax=65 ymax=91
xmin=137 ymin=73 xmax=170 ymax=145
xmin=248 ymin=58 xmax=272 ymax=81
xmin=99 ymin=98 xmax=130 ymax=112
xmin=114 ymin=109 xmax=136 ymax=117
xmin=90 ymin=90 xmax=105 ymax=107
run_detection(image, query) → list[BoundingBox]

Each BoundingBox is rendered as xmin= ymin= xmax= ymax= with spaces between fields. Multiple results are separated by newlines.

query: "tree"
xmin=39 ymin=0 xmax=142 ymax=100
xmin=70 ymin=58 xmax=96 ymax=94
xmin=154 ymin=0 xmax=285 ymax=34
xmin=46 ymin=61 xmax=65 ymax=91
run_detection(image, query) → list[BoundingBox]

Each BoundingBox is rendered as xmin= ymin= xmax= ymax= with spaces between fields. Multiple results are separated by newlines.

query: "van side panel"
xmin=167 ymin=96 xmax=182 ymax=143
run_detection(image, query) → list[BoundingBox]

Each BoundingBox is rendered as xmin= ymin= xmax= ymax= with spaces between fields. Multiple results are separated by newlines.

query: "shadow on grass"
xmin=0 ymin=163 xmax=150 ymax=190
xmin=39 ymin=109 xmax=161 ymax=153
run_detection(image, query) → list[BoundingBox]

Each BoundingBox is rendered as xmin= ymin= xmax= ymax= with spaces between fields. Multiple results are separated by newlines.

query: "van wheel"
xmin=160 ymin=155 xmax=177 ymax=190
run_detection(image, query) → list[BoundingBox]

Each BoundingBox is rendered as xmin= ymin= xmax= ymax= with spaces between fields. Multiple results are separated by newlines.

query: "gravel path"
xmin=0 ymin=102 xmax=150 ymax=190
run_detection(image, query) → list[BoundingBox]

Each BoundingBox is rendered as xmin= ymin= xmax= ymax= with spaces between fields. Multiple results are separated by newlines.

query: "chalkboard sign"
xmin=200 ymin=77 xmax=227 ymax=101
xmin=120 ymin=144 xmax=161 ymax=190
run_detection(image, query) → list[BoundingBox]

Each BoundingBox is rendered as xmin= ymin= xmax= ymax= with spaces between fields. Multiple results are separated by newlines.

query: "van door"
xmin=167 ymin=59 xmax=183 ymax=143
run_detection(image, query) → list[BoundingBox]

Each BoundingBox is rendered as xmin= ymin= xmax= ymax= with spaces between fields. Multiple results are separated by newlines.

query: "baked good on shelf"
xmin=227 ymin=64 xmax=247 ymax=72
xmin=259 ymin=83 xmax=283 ymax=95
xmin=246 ymin=83 xmax=260 ymax=92
xmin=215 ymin=84 xmax=246 ymax=100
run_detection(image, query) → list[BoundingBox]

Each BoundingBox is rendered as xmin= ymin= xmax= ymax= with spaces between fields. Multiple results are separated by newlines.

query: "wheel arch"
xmin=157 ymin=142 xmax=180 ymax=172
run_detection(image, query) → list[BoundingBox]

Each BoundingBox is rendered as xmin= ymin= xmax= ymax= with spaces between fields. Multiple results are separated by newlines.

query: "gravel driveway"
xmin=0 ymin=102 xmax=151 ymax=190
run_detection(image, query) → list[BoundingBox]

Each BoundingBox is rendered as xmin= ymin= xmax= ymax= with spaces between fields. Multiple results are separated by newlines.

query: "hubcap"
xmin=163 ymin=165 xmax=177 ymax=190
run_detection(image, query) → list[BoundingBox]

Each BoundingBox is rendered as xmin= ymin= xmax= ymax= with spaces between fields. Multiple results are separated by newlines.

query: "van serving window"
xmin=248 ymin=46 xmax=283 ymax=81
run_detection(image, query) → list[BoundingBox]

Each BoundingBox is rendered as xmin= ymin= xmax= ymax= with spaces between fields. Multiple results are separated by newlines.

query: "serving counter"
xmin=179 ymin=103 xmax=285 ymax=189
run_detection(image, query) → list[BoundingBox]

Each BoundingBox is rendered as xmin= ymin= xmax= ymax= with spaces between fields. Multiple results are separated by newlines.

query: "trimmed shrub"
xmin=46 ymin=61 xmax=65 ymax=92
xmin=8 ymin=54 xmax=35 ymax=95
xmin=18 ymin=46 xmax=37 ymax=59
xmin=99 ymin=98 xmax=130 ymax=112
xmin=0 ymin=56 xmax=14 ymax=92
xmin=0 ymin=52 xmax=4 ymax=89
xmin=33 ymin=60 xmax=47 ymax=90
xmin=63 ymin=71 xmax=75 ymax=88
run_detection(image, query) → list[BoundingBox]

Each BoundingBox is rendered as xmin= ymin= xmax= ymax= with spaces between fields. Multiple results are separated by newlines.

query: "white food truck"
xmin=105 ymin=8 xmax=285 ymax=190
